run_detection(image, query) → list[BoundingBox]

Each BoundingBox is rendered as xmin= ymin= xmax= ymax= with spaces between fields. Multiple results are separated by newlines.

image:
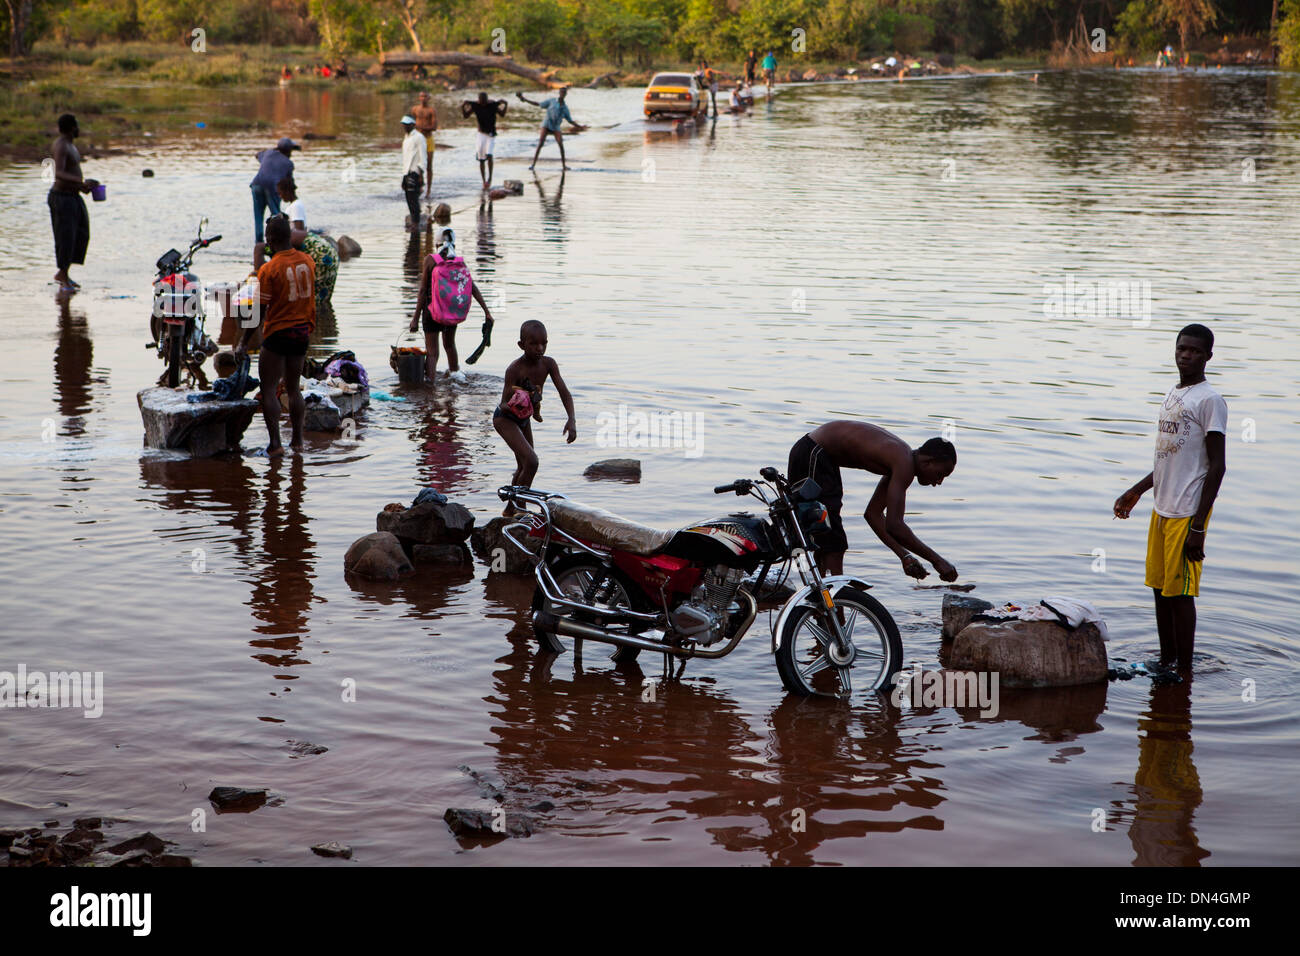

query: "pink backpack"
xmin=425 ymin=252 xmax=473 ymax=326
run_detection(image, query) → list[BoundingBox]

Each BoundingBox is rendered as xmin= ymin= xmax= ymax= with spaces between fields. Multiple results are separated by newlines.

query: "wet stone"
xmin=443 ymin=808 xmax=535 ymax=839
xmin=470 ymin=516 xmax=540 ymax=574
xmin=941 ymin=593 xmax=994 ymax=640
xmin=344 ymin=531 xmax=414 ymax=581
xmin=106 ymin=832 xmax=168 ymax=856
xmin=208 ymin=786 xmax=268 ymax=813
xmin=412 ymin=543 xmax=471 ymax=566
xmin=287 ymin=739 xmax=328 ymax=756
xmin=311 ymin=841 xmax=353 ymax=859
xmin=583 ymin=458 xmax=642 ymax=482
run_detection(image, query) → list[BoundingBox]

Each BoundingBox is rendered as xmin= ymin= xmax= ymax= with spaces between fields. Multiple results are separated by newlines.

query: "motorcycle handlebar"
xmin=205 ymin=234 xmax=222 ymax=245
xmin=714 ymin=479 xmax=753 ymax=495
xmin=713 ymin=483 xmax=737 ymax=494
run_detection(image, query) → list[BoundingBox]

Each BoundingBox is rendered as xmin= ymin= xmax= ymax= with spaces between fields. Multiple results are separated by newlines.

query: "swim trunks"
xmin=262 ymin=325 xmax=310 ymax=357
xmin=787 ymin=434 xmax=847 ymax=553
xmin=1145 ymin=510 xmax=1211 ymax=597
xmin=493 ymin=404 xmax=529 ymax=428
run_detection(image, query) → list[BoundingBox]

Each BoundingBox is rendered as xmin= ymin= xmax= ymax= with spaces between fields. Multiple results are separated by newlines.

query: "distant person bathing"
xmin=48 ymin=113 xmax=98 ymax=293
xmin=411 ymin=91 xmax=438 ymax=197
xmin=462 ymin=92 xmax=508 ymax=189
xmin=1114 ymin=324 xmax=1227 ymax=671
xmin=517 ymin=88 xmax=586 ymax=171
xmin=495 ymin=320 xmax=576 ymax=512
xmin=399 ymin=115 xmax=427 ymax=229
xmin=250 ymin=137 xmax=298 ymax=244
xmin=787 ymin=421 xmax=958 ymax=579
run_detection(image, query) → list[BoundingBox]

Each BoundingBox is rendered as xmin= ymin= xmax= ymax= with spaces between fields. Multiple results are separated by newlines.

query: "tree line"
xmin=5 ymin=0 xmax=1294 ymax=66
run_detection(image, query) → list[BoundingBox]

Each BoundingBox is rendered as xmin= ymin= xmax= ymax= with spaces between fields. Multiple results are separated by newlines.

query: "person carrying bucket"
xmin=408 ymin=224 xmax=493 ymax=384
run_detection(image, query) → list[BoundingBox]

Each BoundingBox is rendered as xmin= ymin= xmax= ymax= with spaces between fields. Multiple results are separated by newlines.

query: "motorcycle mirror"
xmin=796 ymin=478 xmax=821 ymax=501
xmin=198 ymin=216 xmax=208 ymax=237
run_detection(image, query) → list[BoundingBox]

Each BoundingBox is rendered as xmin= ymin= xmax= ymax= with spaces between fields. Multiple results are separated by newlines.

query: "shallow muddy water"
xmin=0 ymin=69 xmax=1297 ymax=865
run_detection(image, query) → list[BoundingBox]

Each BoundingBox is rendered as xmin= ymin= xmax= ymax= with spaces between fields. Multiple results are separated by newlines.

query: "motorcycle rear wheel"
xmin=774 ymin=587 xmax=902 ymax=698
xmin=165 ymin=329 xmax=182 ymax=389
xmin=532 ymin=555 xmax=657 ymax=663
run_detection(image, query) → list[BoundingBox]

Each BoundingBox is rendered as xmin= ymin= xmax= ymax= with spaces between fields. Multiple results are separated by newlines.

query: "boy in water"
xmin=494 ymin=320 xmax=576 ymax=512
xmin=1114 ymin=324 xmax=1227 ymax=671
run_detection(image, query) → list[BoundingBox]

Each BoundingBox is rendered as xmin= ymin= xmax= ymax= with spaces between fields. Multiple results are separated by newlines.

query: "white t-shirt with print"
xmin=1152 ymin=380 xmax=1227 ymax=518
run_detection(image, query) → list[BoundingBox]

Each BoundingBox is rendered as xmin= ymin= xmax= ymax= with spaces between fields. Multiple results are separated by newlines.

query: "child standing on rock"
xmin=494 ymin=320 xmax=576 ymax=512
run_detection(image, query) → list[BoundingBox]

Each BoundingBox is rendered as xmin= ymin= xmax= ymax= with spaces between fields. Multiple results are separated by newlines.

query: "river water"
xmin=0 ymin=69 xmax=1296 ymax=865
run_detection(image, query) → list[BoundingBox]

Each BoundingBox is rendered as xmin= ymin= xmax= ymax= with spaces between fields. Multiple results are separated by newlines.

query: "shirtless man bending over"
xmin=787 ymin=420 xmax=959 ymax=580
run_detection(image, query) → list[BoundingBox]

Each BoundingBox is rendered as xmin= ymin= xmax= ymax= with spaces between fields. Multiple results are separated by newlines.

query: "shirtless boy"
xmin=788 ymin=420 xmax=958 ymax=579
xmin=493 ymin=320 xmax=576 ymax=511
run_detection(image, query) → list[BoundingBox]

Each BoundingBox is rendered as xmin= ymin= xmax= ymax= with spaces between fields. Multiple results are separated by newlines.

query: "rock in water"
xmin=207 ymin=786 xmax=268 ymax=812
xmin=487 ymin=186 xmax=511 ymax=200
xmin=412 ymin=544 xmax=471 ymax=566
xmin=949 ymin=619 xmax=1108 ymax=688
xmin=376 ymin=500 xmax=475 ymax=546
xmin=941 ymin=593 xmax=994 ymax=640
xmin=344 ymin=532 xmax=414 ymax=580
xmin=470 ymin=516 xmax=540 ymax=574
xmin=501 ymin=179 xmax=524 ymax=195
xmin=311 ymin=841 xmax=353 ymax=858
xmin=443 ymin=808 xmax=534 ymax=838
xmin=583 ymin=458 xmax=641 ymax=482
xmin=105 ymin=832 xmax=167 ymax=856
xmin=336 ymin=235 xmax=362 ymax=259
xmin=303 ymin=394 xmax=341 ymax=431
xmin=138 ymin=387 xmax=257 ymax=457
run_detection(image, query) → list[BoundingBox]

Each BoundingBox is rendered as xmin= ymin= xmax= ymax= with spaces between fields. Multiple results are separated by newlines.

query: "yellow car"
xmin=643 ymin=72 xmax=708 ymax=120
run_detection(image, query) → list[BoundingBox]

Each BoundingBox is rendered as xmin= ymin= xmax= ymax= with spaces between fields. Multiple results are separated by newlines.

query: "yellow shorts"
xmin=1144 ymin=511 xmax=1209 ymax=598
xmin=425 ymin=136 xmax=435 ymax=155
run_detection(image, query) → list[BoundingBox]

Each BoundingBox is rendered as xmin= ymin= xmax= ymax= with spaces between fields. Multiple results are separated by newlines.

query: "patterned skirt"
xmin=302 ymin=232 xmax=338 ymax=307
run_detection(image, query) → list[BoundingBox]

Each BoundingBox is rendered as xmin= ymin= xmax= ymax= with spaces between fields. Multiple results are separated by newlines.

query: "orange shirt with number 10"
xmin=256 ymin=249 xmax=317 ymax=337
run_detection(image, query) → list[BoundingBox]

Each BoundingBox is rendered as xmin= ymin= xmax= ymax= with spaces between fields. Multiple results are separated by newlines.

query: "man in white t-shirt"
xmin=1114 ymin=324 xmax=1228 ymax=671
xmin=400 ymin=116 xmax=427 ymax=228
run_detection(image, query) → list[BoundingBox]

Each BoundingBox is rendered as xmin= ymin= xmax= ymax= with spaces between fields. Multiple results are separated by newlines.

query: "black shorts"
xmin=787 ymin=434 xmax=848 ymax=553
xmin=262 ymin=326 xmax=310 ymax=357
xmin=421 ymin=313 xmax=460 ymax=334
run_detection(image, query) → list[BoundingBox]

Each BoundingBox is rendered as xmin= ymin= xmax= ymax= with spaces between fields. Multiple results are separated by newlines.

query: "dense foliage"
xmin=1 ymin=0 xmax=1284 ymax=62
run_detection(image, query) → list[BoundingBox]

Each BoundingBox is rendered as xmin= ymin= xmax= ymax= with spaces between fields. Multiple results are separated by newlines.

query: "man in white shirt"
xmin=400 ymin=115 xmax=427 ymax=228
xmin=1114 ymin=323 xmax=1228 ymax=671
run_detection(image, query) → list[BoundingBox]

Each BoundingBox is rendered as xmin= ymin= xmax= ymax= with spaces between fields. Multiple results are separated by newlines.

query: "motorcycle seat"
xmin=547 ymin=499 xmax=675 ymax=557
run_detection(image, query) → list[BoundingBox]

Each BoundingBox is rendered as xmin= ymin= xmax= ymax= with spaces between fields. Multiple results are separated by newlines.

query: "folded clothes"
xmin=977 ymin=596 xmax=1109 ymax=641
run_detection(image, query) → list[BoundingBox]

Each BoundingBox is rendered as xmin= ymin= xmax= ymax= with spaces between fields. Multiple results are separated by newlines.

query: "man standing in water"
xmin=462 ymin=91 xmax=508 ymax=189
xmin=1114 ymin=324 xmax=1227 ymax=672
xmin=250 ymin=137 xmax=298 ymax=244
xmin=48 ymin=113 xmax=98 ymax=293
xmin=787 ymin=421 xmax=959 ymax=580
xmin=411 ymin=91 xmax=438 ymax=198
xmin=517 ymin=87 xmax=586 ymax=171
xmin=761 ymin=50 xmax=778 ymax=92
xmin=745 ymin=49 xmax=758 ymax=86
xmin=400 ymin=115 xmax=427 ymax=228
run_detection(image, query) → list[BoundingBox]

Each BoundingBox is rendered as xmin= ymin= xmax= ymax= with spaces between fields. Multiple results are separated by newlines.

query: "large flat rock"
xmin=949 ymin=619 xmax=1108 ymax=688
xmin=138 ymin=387 xmax=257 ymax=457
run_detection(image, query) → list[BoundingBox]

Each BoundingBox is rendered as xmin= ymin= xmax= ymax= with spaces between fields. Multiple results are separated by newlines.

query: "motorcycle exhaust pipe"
xmin=533 ymin=611 xmax=695 ymax=659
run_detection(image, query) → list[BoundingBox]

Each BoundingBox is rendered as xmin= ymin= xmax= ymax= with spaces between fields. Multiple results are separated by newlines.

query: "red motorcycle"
xmin=500 ymin=467 xmax=903 ymax=698
xmin=148 ymin=218 xmax=221 ymax=388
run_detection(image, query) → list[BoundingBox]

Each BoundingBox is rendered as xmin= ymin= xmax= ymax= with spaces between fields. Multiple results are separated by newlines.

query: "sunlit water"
xmin=0 ymin=69 xmax=1296 ymax=865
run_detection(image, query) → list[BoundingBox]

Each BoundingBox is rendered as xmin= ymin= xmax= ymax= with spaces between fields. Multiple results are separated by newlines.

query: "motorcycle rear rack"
xmin=498 ymin=487 xmax=661 ymax=624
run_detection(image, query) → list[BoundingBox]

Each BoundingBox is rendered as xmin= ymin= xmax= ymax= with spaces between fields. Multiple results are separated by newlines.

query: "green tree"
xmin=1277 ymin=0 xmax=1300 ymax=66
xmin=1156 ymin=0 xmax=1215 ymax=51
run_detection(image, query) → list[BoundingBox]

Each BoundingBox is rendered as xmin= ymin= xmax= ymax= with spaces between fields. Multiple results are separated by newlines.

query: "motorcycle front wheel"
xmin=774 ymin=587 xmax=902 ymax=698
xmin=531 ymin=555 xmax=655 ymax=663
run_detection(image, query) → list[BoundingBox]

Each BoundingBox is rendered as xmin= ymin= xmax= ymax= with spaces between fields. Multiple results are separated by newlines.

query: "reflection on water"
xmin=0 ymin=70 xmax=1297 ymax=865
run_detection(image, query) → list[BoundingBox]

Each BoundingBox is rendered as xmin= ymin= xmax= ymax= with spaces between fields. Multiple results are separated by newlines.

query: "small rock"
xmin=61 ymin=827 xmax=104 ymax=846
xmin=376 ymin=500 xmax=475 ymax=546
xmin=311 ymin=841 xmax=353 ymax=858
xmin=457 ymin=765 xmax=505 ymax=802
xmin=528 ymin=800 xmax=555 ymax=812
xmin=336 ymin=235 xmax=362 ymax=259
xmin=0 ymin=829 xmax=23 ymax=848
xmin=106 ymin=832 xmax=168 ymax=857
xmin=287 ymin=739 xmax=328 ymax=756
xmin=443 ymin=808 xmax=534 ymax=839
xmin=142 ymin=168 xmax=154 ymax=177
xmin=344 ymin=531 xmax=415 ymax=581
xmin=303 ymin=394 xmax=342 ymax=431
xmin=470 ymin=515 xmax=541 ymax=574
xmin=941 ymin=593 xmax=994 ymax=640
xmin=155 ymin=854 xmax=193 ymax=866
xmin=501 ymin=179 xmax=524 ymax=195
xmin=43 ymin=819 xmax=59 ymax=828
xmin=72 ymin=817 xmax=102 ymax=830
xmin=412 ymin=543 xmax=471 ymax=565
xmin=583 ymin=458 xmax=641 ymax=482
xmin=208 ymin=786 xmax=268 ymax=813
xmin=487 ymin=186 xmax=510 ymax=200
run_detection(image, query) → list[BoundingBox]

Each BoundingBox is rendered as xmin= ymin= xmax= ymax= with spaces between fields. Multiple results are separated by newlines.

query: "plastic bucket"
xmin=391 ymin=346 xmax=426 ymax=384
xmin=91 ymin=183 xmax=107 ymax=202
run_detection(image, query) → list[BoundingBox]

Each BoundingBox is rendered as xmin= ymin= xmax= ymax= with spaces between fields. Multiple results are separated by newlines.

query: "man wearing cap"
xmin=400 ymin=115 xmax=427 ymax=229
xmin=250 ymin=137 xmax=299 ymax=244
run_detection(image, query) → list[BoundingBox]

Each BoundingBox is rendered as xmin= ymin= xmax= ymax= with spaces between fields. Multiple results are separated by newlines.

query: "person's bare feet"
xmin=264 ymin=445 xmax=285 ymax=458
